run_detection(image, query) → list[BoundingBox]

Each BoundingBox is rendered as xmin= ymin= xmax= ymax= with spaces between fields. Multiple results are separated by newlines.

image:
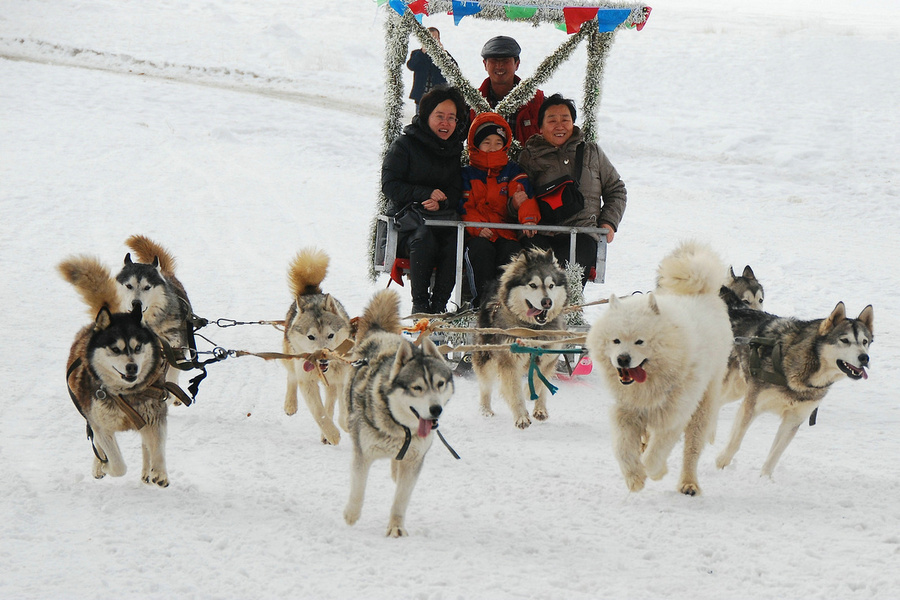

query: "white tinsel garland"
xmin=564 ymin=261 xmax=587 ymax=328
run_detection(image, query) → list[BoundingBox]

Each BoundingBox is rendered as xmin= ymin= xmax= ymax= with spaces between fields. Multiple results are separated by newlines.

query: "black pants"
xmin=464 ymin=236 xmax=522 ymax=306
xmin=526 ymin=233 xmax=597 ymax=286
xmin=399 ymin=224 xmax=457 ymax=309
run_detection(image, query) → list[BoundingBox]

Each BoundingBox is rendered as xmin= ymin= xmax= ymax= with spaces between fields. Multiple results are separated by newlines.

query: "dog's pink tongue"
xmin=303 ymin=360 xmax=316 ymax=372
xmin=862 ymin=368 xmax=868 ymax=380
xmin=417 ymin=418 xmax=433 ymax=438
xmin=630 ymin=367 xmax=647 ymax=383
xmin=527 ymin=307 xmax=542 ymax=317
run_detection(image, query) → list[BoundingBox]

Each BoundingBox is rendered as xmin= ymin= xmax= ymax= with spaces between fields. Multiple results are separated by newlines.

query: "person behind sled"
xmin=460 ymin=112 xmax=539 ymax=308
xmin=517 ymin=94 xmax=627 ymax=287
xmin=381 ymin=85 xmax=468 ymax=315
xmin=407 ymin=27 xmax=456 ymax=114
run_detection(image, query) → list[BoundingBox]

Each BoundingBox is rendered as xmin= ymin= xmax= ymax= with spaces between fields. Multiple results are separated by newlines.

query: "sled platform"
xmin=373 ymin=216 xmax=608 ymax=306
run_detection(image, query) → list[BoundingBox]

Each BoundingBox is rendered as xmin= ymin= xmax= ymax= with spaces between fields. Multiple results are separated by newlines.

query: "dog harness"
xmin=734 ymin=336 xmax=822 ymax=426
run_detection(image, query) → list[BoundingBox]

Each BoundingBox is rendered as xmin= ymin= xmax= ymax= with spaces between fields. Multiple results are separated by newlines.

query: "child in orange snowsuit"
xmin=460 ymin=112 xmax=540 ymax=307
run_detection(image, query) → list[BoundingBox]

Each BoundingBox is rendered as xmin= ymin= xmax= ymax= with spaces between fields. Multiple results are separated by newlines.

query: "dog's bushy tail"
xmin=126 ymin=235 xmax=177 ymax=275
xmin=59 ymin=255 xmax=119 ymax=315
xmin=656 ymin=240 xmax=727 ymax=296
xmin=356 ymin=290 xmax=402 ymax=341
xmin=287 ymin=247 xmax=329 ymax=297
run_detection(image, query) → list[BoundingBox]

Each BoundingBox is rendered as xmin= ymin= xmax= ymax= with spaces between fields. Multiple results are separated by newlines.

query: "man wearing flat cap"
xmin=476 ymin=35 xmax=545 ymax=145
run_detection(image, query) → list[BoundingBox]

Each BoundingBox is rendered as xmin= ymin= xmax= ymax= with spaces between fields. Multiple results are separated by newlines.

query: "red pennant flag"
xmin=562 ymin=7 xmax=599 ymax=34
xmin=408 ymin=0 xmax=429 ymax=15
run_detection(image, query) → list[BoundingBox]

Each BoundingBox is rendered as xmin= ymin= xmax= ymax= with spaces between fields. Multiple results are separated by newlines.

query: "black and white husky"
xmin=343 ymin=290 xmax=454 ymax=537
xmin=116 ymin=235 xmax=194 ymax=387
xmin=716 ymin=289 xmax=873 ymax=477
xmin=281 ymin=248 xmax=352 ymax=445
xmin=727 ymin=265 xmax=765 ymax=310
xmin=60 ymin=256 xmax=170 ymax=486
xmin=473 ymin=248 xmax=568 ymax=429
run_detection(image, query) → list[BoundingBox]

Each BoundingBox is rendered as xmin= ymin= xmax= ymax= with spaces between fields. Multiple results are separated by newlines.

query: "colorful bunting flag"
xmin=451 ymin=0 xmax=482 ymax=25
xmin=408 ymin=0 xmax=429 ymax=15
xmin=388 ymin=0 xmax=405 ymax=16
xmin=596 ymin=8 xmax=632 ymax=32
xmin=562 ymin=7 xmax=598 ymax=34
xmin=504 ymin=5 xmax=537 ymax=20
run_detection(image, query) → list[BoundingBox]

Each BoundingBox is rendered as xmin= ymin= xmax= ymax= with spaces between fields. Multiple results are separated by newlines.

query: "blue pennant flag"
xmin=388 ymin=0 xmax=406 ymax=16
xmin=596 ymin=8 xmax=632 ymax=32
xmin=452 ymin=0 xmax=482 ymax=25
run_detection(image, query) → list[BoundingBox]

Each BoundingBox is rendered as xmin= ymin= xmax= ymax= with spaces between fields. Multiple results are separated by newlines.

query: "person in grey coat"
xmin=516 ymin=93 xmax=627 ymax=285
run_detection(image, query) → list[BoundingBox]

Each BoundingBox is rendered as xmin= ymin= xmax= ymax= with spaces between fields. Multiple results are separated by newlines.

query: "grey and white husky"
xmin=343 ymin=290 xmax=454 ymax=537
xmin=281 ymin=248 xmax=352 ymax=445
xmin=473 ymin=248 xmax=568 ymax=429
xmin=60 ymin=256 xmax=171 ymax=486
xmin=716 ymin=289 xmax=873 ymax=477
xmin=727 ymin=265 xmax=765 ymax=310
xmin=117 ymin=235 xmax=194 ymax=392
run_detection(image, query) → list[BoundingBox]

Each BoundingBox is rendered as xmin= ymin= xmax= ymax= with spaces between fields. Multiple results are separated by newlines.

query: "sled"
xmin=368 ymin=0 xmax=651 ymax=282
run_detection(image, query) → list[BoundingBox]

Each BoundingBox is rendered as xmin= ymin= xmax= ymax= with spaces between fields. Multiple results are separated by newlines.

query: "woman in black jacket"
xmin=382 ymin=86 xmax=467 ymax=314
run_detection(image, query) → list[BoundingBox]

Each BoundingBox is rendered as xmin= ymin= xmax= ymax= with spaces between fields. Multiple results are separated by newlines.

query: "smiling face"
xmin=427 ymin=99 xmax=458 ymax=141
xmin=484 ymin=57 xmax=519 ymax=90
xmin=540 ymin=104 xmax=575 ymax=147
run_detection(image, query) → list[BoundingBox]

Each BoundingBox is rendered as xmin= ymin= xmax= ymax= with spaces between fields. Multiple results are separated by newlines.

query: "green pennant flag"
xmin=555 ymin=21 xmax=567 ymax=32
xmin=505 ymin=6 xmax=537 ymax=20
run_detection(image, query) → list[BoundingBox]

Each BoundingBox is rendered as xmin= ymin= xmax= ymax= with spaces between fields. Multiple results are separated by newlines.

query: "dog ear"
xmin=646 ymin=292 xmax=660 ymax=315
xmin=390 ymin=341 xmax=415 ymax=380
xmin=729 ymin=266 xmax=736 ymax=280
xmin=152 ymin=256 xmax=160 ymax=269
xmin=819 ymin=302 xmax=846 ymax=335
xmin=420 ymin=335 xmax=444 ymax=360
xmin=124 ymin=253 xmax=133 ymax=265
xmin=742 ymin=265 xmax=755 ymax=279
xmin=323 ymin=294 xmax=340 ymax=314
xmin=607 ymin=294 xmax=620 ymax=309
xmin=94 ymin=306 xmax=113 ymax=331
xmin=858 ymin=305 xmax=874 ymax=335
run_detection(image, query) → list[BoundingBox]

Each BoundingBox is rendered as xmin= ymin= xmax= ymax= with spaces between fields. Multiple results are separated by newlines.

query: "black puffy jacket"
xmin=381 ymin=117 xmax=463 ymax=219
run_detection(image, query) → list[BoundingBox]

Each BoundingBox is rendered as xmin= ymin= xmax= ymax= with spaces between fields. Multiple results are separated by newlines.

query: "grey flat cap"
xmin=481 ymin=36 xmax=521 ymax=59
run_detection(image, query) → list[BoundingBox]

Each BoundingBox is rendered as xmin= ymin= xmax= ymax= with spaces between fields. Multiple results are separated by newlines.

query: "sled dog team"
xmin=61 ymin=237 xmax=873 ymax=536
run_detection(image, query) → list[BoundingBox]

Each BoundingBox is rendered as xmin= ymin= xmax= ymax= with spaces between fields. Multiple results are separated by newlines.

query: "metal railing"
xmin=374 ymin=216 xmax=608 ymax=306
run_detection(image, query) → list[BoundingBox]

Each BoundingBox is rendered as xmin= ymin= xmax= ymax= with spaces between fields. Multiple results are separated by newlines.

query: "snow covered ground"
xmin=1 ymin=0 xmax=899 ymax=598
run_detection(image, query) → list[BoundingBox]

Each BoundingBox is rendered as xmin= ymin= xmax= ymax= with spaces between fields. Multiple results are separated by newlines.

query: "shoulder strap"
xmin=574 ymin=142 xmax=586 ymax=185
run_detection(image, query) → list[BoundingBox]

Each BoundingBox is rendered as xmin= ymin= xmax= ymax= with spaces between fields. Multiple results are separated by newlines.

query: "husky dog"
xmin=727 ymin=265 xmax=765 ymax=310
xmin=281 ymin=248 xmax=352 ymax=445
xmin=586 ymin=241 xmax=733 ymax=495
xmin=473 ymin=248 xmax=568 ymax=429
xmin=117 ymin=235 xmax=194 ymax=383
xmin=60 ymin=256 xmax=170 ymax=486
xmin=715 ymin=290 xmax=873 ymax=477
xmin=343 ymin=290 xmax=454 ymax=537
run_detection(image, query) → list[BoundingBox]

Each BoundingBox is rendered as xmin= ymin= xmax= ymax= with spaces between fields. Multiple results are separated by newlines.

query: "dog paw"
xmin=344 ymin=506 xmax=361 ymax=526
xmin=514 ymin=415 xmax=532 ymax=429
xmin=679 ymin=481 xmax=701 ymax=496
xmin=480 ymin=405 xmax=495 ymax=418
xmin=284 ymin=402 xmax=298 ymax=416
xmin=715 ymin=453 xmax=733 ymax=470
xmin=624 ymin=472 xmax=646 ymax=492
xmin=386 ymin=525 xmax=408 ymax=538
xmin=143 ymin=473 xmax=169 ymax=488
xmin=532 ymin=408 xmax=548 ymax=421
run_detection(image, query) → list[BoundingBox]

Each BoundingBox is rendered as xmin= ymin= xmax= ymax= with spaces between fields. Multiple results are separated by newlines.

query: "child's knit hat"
xmin=472 ymin=122 xmax=507 ymax=148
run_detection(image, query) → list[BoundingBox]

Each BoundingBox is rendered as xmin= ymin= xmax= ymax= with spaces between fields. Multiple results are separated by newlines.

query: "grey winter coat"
xmin=517 ymin=127 xmax=626 ymax=239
